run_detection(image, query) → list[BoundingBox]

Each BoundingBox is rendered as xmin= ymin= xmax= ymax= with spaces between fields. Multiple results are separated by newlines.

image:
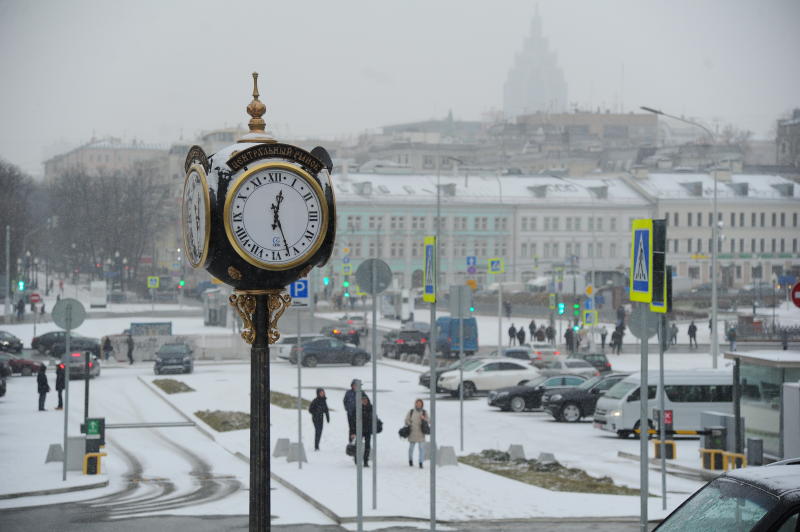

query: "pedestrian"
xmin=781 ymin=329 xmax=789 ymax=350
xmin=508 ymin=324 xmax=517 ymax=346
xmin=516 ymin=327 xmax=526 ymax=346
xmin=59 ymin=279 xmax=64 ymax=294
xmin=349 ymin=394 xmax=374 ymax=467
xmin=16 ymin=298 xmax=24 ymax=322
xmin=102 ymin=337 xmax=113 ymax=361
xmin=688 ymin=321 xmax=698 ymax=349
xmin=670 ymin=323 xmax=679 ymax=346
xmin=528 ymin=320 xmax=536 ymax=339
xmin=536 ymin=326 xmax=546 ymax=342
xmin=55 ymin=363 xmax=65 ymax=410
xmin=403 ymin=399 xmax=429 ymax=469
xmin=40 ymin=302 xmax=46 ymax=316
xmin=126 ymin=332 xmax=134 ymax=365
xmin=564 ymin=328 xmax=574 ymax=353
xmin=728 ymin=327 xmax=737 ymax=352
xmin=308 ymin=388 xmax=330 ymax=451
xmin=600 ymin=326 xmax=608 ymax=350
xmin=344 ymin=379 xmax=359 ymax=439
xmin=37 ymin=365 xmax=49 ymax=411
xmin=615 ymin=325 xmax=625 ymax=354
xmin=56 ymin=294 xmax=61 ymax=303
xmin=503 ymin=301 xmax=512 ymax=319
xmin=546 ymin=325 xmax=555 ymax=345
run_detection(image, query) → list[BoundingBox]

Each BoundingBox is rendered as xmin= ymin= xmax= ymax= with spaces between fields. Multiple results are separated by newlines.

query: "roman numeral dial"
xmin=224 ymin=162 xmax=327 ymax=271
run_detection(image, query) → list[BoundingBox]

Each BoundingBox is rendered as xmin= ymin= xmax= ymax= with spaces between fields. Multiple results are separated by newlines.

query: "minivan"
xmin=593 ymin=369 xmax=732 ymax=438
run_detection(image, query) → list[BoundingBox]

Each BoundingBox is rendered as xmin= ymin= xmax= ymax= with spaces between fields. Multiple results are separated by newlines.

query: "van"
xmin=435 ymin=317 xmax=478 ymax=357
xmin=593 ymin=369 xmax=732 ymax=438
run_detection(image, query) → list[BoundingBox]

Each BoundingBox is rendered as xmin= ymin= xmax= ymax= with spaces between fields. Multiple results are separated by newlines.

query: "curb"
xmin=136 ymin=376 xmax=217 ymax=441
xmin=0 ymin=480 xmax=109 ymax=501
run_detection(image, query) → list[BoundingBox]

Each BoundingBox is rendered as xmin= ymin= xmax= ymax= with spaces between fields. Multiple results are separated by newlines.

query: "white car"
xmin=437 ymin=357 xmax=540 ymax=398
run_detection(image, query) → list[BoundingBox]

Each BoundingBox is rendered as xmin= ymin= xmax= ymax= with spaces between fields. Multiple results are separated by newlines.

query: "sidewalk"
xmin=0 ymin=375 xmax=109 ymax=500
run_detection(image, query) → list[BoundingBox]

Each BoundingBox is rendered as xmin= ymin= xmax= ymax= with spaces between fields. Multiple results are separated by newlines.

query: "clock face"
xmin=224 ymin=162 xmax=327 ymax=270
xmin=181 ymin=165 xmax=210 ymax=268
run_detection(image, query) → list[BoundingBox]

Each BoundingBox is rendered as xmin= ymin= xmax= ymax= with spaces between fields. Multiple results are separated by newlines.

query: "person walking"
xmin=688 ymin=321 xmax=698 ymax=349
xmin=564 ymin=328 xmax=575 ymax=354
xmin=102 ymin=337 xmax=113 ymax=361
xmin=404 ymin=399 xmax=429 ymax=469
xmin=16 ymin=298 xmax=24 ymax=322
xmin=344 ymin=379 xmax=360 ymax=440
xmin=503 ymin=301 xmax=512 ymax=319
xmin=349 ymin=394 xmax=374 ymax=467
xmin=126 ymin=333 xmax=134 ymax=365
xmin=600 ymin=326 xmax=608 ymax=350
xmin=728 ymin=327 xmax=737 ymax=352
xmin=508 ymin=324 xmax=517 ymax=346
xmin=55 ymin=363 xmax=65 ymax=410
xmin=528 ymin=320 xmax=536 ymax=339
xmin=516 ymin=327 xmax=526 ymax=346
xmin=670 ymin=323 xmax=679 ymax=346
xmin=545 ymin=325 xmax=555 ymax=345
xmin=308 ymin=388 xmax=330 ymax=451
xmin=614 ymin=325 xmax=625 ymax=355
xmin=37 ymin=365 xmax=50 ymax=411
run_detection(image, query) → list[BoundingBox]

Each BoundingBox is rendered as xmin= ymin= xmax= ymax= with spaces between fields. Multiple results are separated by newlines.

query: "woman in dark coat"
xmin=55 ymin=364 xmax=65 ymax=410
xmin=308 ymin=388 xmax=330 ymax=451
xmin=349 ymin=395 xmax=374 ymax=467
xmin=37 ymin=365 xmax=50 ymax=411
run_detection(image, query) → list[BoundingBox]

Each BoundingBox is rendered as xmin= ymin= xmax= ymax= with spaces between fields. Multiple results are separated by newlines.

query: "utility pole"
xmin=4 ymin=226 xmax=9 ymax=319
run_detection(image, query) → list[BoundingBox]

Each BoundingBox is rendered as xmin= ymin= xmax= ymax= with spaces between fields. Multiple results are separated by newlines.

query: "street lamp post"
xmin=641 ymin=106 xmax=719 ymax=368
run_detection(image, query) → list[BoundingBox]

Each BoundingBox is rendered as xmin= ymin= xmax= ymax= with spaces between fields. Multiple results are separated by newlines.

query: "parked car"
xmin=0 ymin=373 xmax=5 ymax=397
xmin=275 ymin=334 xmax=325 ymax=361
xmin=437 ymin=358 xmax=540 ymax=398
xmin=154 ymin=343 xmax=194 ymax=375
xmin=32 ymin=331 xmax=68 ymax=355
xmin=63 ymin=352 xmax=101 ymax=379
xmin=381 ymin=330 xmax=399 ymax=357
xmin=542 ymin=372 xmax=631 ymax=422
xmin=569 ymin=352 xmax=612 ymax=373
xmin=383 ymin=329 xmax=428 ymax=358
xmin=538 ymin=358 xmax=599 ymax=378
xmin=339 ymin=315 xmax=368 ymax=336
xmin=418 ymin=356 xmax=487 ymax=392
xmin=487 ymin=347 xmax=534 ymax=362
xmin=488 ymin=374 xmax=587 ymax=412
xmin=50 ymin=336 xmax=101 ymax=358
xmin=0 ymin=331 xmax=23 ymax=353
xmin=290 ymin=337 xmax=369 ymax=367
xmin=530 ymin=342 xmax=562 ymax=368
xmin=0 ymin=359 xmax=10 ymax=378
xmin=654 ymin=458 xmax=800 ymax=531
xmin=320 ymin=324 xmax=361 ymax=346
xmin=0 ymin=352 xmax=44 ymax=376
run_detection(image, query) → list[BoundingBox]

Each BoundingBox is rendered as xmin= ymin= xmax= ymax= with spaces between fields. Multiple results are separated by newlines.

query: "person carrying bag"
xmin=403 ymin=399 xmax=430 ymax=469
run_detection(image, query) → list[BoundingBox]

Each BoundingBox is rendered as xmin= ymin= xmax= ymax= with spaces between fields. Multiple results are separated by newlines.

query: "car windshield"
xmin=578 ymin=375 xmax=604 ymax=390
xmin=603 ymin=381 xmax=637 ymax=400
xmin=657 ymin=478 xmax=777 ymax=532
xmin=462 ymin=359 xmax=484 ymax=371
xmin=524 ymin=376 xmax=548 ymax=387
xmin=158 ymin=345 xmax=188 ymax=354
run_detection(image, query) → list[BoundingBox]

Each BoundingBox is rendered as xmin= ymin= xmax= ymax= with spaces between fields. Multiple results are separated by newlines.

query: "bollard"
xmin=437 ymin=446 xmax=458 ymax=467
xmin=746 ymin=438 xmax=764 ymax=466
xmin=508 ymin=444 xmax=526 ymax=461
xmin=273 ymin=438 xmax=290 ymax=457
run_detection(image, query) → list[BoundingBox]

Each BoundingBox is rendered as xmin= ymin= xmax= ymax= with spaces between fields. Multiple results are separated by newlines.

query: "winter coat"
xmin=349 ymin=402 xmax=374 ymax=436
xmin=508 ymin=326 xmax=516 ymax=338
xmin=56 ymin=367 xmax=65 ymax=391
xmin=343 ymin=389 xmax=356 ymax=417
xmin=516 ymin=329 xmax=525 ymax=344
xmin=688 ymin=324 xmax=697 ymax=337
xmin=404 ymin=408 xmax=428 ymax=443
xmin=309 ymin=393 xmax=330 ymax=423
xmin=37 ymin=371 xmax=50 ymax=394
xmin=126 ymin=335 xmax=134 ymax=352
xmin=103 ymin=338 xmax=113 ymax=353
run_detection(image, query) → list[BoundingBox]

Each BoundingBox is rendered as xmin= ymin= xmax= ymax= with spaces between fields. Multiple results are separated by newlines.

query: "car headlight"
xmin=155 ymin=356 xmax=162 ymax=362
xmin=609 ymin=410 xmax=622 ymax=417
xmin=549 ymin=394 xmax=562 ymax=402
xmin=496 ymin=392 xmax=509 ymax=398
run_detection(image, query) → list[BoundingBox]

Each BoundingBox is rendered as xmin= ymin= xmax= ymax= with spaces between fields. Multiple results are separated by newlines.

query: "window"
xmin=689 ymin=266 xmax=699 ymax=279
xmin=739 ymin=239 xmax=744 ymax=254
xmin=368 ymin=216 xmax=382 ymax=229
xmin=566 ymin=217 xmax=573 ymax=231
xmin=565 ymin=243 xmax=572 ymax=257
xmin=587 ymin=243 xmax=593 ymax=257
xmin=609 ymin=243 xmax=616 ymax=257
xmin=474 ymin=217 xmax=487 ymax=231
xmin=780 ymin=213 xmax=785 ymax=227
xmin=730 ymin=212 xmax=735 ymax=227
xmin=794 ymin=212 xmax=798 ymax=227
xmin=481 ymin=362 xmax=502 ymax=372
xmin=544 ymin=242 xmax=550 ymax=258
xmin=552 ymin=243 xmax=559 ymax=257
xmin=673 ymin=240 xmax=679 ymax=253
xmin=575 ymin=243 xmax=581 ymax=257
xmin=729 ymin=240 xmax=735 ymax=253
xmin=760 ymin=213 xmax=765 ymax=227
xmin=751 ymin=239 xmax=756 ymax=253
xmin=673 ymin=212 xmax=679 ymax=226
xmin=664 ymin=385 xmax=732 ymax=402
xmin=628 ymin=385 xmax=657 ymax=401
xmin=610 ymin=217 xmax=617 ymax=231
xmin=794 ymin=239 xmax=798 ymax=253
xmin=772 ymin=213 xmax=777 ymax=227
xmin=521 ymin=217 xmax=528 ymax=231
xmin=698 ymin=212 xmax=703 ymax=226
xmin=531 ymin=242 xmax=537 ymax=256
xmin=697 ymin=239 xmax=702 ymax=253
xmin=596 ymin=243 xmax=603 ymax=258
xmin=708 ymin=212 xmax=713 ymax=226
xmin=663 ymin=212 xmax=669 ymax=226
xmin=434 ymin=216 xmax=446 ymax=230
xmin=530 ymin=217 xmax=537 ymax=231
xmin=739 ymin=213 xmax=744 ymax=227
xmin=411 ymin=242 xmax=421 ymax=257
xmin=780 ymin=239 xmax=785 ymax=253
xmin=521 ymin=243 xmax=528 ymax=256
xmin=390 ymin=216 xmax=405 ymax=230
xmin=346 ymin=215 xmax=362 ymax=230
xmin=688 ymin=212 xmax=693 ymax=227
xmin=760 ymin=239 xmax=765 ymax=253
xmin=494 ymin=217 xmax=508 ymax=231
xmin=552 ymin=218 xmax=559 ymax=231
xmin=687 ymin=239 xmax=692 ymax=252
xmin=752 ymin=212 xmax=756 ymax=226
xmin=772 ymin=239 xmax=776 ymax=253
xmin=596 ymin=217 xmax=603 ymax=231
xmin=412 ymin=216 xmax=426 ymax=230
xmin=544 ymin=217 xmax=551 ymax=231
xmin=574 ymin=217 xmax=581 ymax=231
xmin=453 ymin=216 xmax=467 ymax=231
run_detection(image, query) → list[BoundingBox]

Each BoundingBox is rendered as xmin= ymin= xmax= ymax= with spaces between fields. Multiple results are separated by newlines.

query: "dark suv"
xmin=154 ymin=343 xmax=194 ymax=375
xmin=542 ymin=372 xmax=630 ymax=422
xmin=384 ymin=330 xmax=428 ymax=358
xmin=568 ymin=352 xmax=612 ymax=373
xmin=0 ymin=331 xmax=23 ymax=353
xmin=290 ymin=337 xmax=369 ymax=367
xmin=320 ymin=325 xmax=361 ymax=346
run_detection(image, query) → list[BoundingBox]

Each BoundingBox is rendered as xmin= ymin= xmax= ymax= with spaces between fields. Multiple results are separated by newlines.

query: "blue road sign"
xmin=466 ymin=256 xmax=477 ymax=267
xmin=488 ymin=258 xmax=504 ymax=274
xmin=290 ymin=279 xmax=310 ymax=307
xmin=584 ymin=299 xmax=593 ymax=310
xmin=595 ymin=294 xmax=605 ymax=305
xmin=630 ymin=219 xmax=653 ymax=303
xmin=342 ymin=256 xmax=351 ymax=264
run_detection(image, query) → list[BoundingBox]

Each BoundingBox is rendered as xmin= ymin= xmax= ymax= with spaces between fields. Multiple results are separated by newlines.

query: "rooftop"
xmin=636 ymin=173 xmax=799 ymax=201
xmin=724 ymin=350 xmax=800 ymax=368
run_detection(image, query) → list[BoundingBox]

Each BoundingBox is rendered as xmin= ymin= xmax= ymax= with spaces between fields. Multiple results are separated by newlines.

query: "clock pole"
xmin=250 ymin=293 xmax=270 ymax=531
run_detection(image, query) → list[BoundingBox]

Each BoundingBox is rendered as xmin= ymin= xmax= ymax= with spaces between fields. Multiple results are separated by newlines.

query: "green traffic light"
xmin=469 ymin=306 xmax=475 ymax=312
xmin=343 ymin=280 xmax=350 ymax=288
xmin=344 ymin=292 xmax=350 ymax=298
xmin=557 ymin=303 xmax=565 ymax=315
xmin=573 ymin=325 xmax=580 ymax=331
xmin=17 ymin=280 xmax=25 ymax=291
xmin=179 ymin=280 xmax=186 ymax=287
xmin=323 ymin=276 xmax=330 ymax=286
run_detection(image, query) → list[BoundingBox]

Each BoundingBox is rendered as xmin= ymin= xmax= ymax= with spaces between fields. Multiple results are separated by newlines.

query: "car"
xmin=529 ymin=342 xmax=562 ymax=368
xmin=274 ymin=334 xmax=325 ymax=361
xmin=32 ymin=331 xmax=68 ymax=355
xmin=0 ymin=331 xmax=23 ymax=353
xmin=568 ymin=352 xmax=612 ymax=373
xmin=381 ymin=330 xmax=399 ymax=357
xmin=538 ymin=358 xmax=599 ymax=378
xmin=488 ymin=374 xmax=588 ymax=412
xmin=487 ymin=347 xmax=535 ymax=361
xmin=542 ymin=372 xmax=631 ymax=422
xmin=418 ymin=356 xmax=487 ymax=392
xmin=290 ymin=337 xmax=370 ymax=367
xmin=50 ymin=336 xmax=101 ymax=358
xmin=0 ymin=374 xmax=5 ymax=397
xmin=320 ymin=324 xmax=361 ymax=346
xmin=339 ymin=315 xmax=368 ymax=336
xmin=63 ymin=352 xmax=101 ymax=379
xmin=384 ymin=329 xmax=428 ymax=358
xmin=0 ymin=359 xmax=10 ymax=378
xmin=154 ymin=343 xmax=194 ymax=374
xmin=654 ymin=458 xmax=800 ymax=531
xmin=0 ymin=352 xmax=44 ymax=376
xmin=437 ymin=357 xmax=540 ymax=398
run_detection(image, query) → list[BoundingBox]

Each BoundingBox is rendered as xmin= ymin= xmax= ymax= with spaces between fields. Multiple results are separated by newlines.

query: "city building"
xmin=43 ymin=137 xmax=167 ymax=183
xmin=777 ymin=109 xmax=800 ymax=169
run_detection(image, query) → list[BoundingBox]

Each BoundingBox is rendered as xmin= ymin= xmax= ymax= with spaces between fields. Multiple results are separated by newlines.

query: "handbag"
xmin=421 ymin=419 xmax=430 ymax=435
xmin=346 ymin=442 xmax=356 ymax=457
xmin=398 ymin=425 xmax=411 ymax=438
xmin=377 ymin=418 xmax=383 ymax=434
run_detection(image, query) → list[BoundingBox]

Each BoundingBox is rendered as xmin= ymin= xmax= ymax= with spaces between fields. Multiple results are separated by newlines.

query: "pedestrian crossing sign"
xmin=629 ymin=219 xmax=653 ymax=303
xmin=488 ymin=258 xmax=504 ymax=274
xmin=582 ymin=309 xmax=598 ymax=326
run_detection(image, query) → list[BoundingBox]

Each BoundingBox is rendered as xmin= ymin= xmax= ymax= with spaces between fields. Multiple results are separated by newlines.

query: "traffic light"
xmin=557 ymin=302 xmax=565 ymax=315
xmin=323 ymin=276 xmax=330 ymax=286
xmin=17 ymin=280 xmax=25 ymax=291
xmin=573 ymin=325 xmax=580 ymax=332
xmin=573 ymin=301 xmax=580 ymax=318
xmin=343 ymin=277 xmax=350 ymax=298
xmin=469 ymin=305 xmax=475 ymax=313
xmin=178 ymin=279 xmax=186 ymax=288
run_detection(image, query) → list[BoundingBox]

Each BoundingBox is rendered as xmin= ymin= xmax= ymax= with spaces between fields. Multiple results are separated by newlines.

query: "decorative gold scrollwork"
xmin=228 ymin=289 xmax=292 ymax=345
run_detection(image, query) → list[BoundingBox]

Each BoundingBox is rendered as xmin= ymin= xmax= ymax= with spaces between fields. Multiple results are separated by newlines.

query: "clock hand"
xmin=275 ymin=217 xmax=291 ymax=257
xmin=269 ymin=190 xmax=291 ymax=256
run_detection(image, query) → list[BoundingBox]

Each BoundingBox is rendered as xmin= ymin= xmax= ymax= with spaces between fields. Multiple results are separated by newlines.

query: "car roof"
xmin=720 ymin=459 xmax=800 ymax=497
xmin=483 ymin=357 xmax=535 ymax=365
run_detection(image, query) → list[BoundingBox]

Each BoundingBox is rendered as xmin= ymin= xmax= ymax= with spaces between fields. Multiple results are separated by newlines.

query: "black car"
xmin=542 ymin=372 xmax=630 ymax=422
xmin=51 ymin=336 xmax=101 ymax=358
xmin=419 ymin=356 xmax=486 ymax=392
xmin=290 ymin=337 xmax=369 ymax=367
xmin=654 ymin=458 xmax=800 ymax=531
xmin=320 ymin=325 xmax=361 ymax=346
xmin=0 ymin=331 xmax=23 ymax=353
xmin=381 ymin=330 xmax=399 ymax=357
xmin=154 ymin=343 xmax=194 ymax=375
xmin=32 ymin=331 xmax=68 ymax=355
xmin=0 ymin=374 xmax=6 ymax=397
xmin=568 ymin=352 xmax=612 ymax=373
xmin=487 ymin=374 xmax=587 ymax=412
xmin=384 ymin=330 xmax=428 ymax=358
xmin=0 ymin=359 xmax=11 ymax=378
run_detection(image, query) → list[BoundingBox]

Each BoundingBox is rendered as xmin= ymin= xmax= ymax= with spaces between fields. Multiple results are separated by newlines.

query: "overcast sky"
xmin=1 ymin=0 xmax=798 ymax=176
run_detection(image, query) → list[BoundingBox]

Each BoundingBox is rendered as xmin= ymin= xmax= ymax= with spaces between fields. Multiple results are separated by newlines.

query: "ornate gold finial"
xmin=246 ymin=72 xmax=267 ymax=134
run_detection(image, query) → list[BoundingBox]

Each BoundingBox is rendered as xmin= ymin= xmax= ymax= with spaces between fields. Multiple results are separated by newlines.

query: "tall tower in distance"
xmin=503 ymin=6 xmax=568 ymax=119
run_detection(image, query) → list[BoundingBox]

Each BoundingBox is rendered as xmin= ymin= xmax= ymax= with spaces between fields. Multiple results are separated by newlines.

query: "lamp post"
xmin=641 ymin=106 xmax=719 ymax=368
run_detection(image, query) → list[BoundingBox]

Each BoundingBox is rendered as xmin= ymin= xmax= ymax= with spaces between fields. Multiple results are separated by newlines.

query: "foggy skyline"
xmin=1 ymin=0 xmax=798 ymax=176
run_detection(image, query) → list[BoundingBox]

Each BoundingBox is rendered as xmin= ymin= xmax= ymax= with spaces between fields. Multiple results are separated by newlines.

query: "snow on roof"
xmin=331 ymin=173 xmax=649 ymax=206
xmin=724 ymin=350 xmax=800 ymax=367
xmin=637 ymin=173 xmax=799 ymax=201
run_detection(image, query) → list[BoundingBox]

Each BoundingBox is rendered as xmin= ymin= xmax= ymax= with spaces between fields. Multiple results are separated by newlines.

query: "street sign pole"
xmin=371 ymin=259 xmax=378 ymax=510
xmin=658 ymin=314 xmax=667 ymax=510
xmin=355 ymin=381 xmax=363 ymax=532
xmin=62 ymin=324 xmax=70 ymax=482
xmin=498 ymin=284 xmax=502 ymax=350
xmin=459 ymin=289 xmax=465 ymax=452
xmin=640 ymin=303 xmax=649 ymax=531
xmin=84 ymin=346 xmax=90 ymax=427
